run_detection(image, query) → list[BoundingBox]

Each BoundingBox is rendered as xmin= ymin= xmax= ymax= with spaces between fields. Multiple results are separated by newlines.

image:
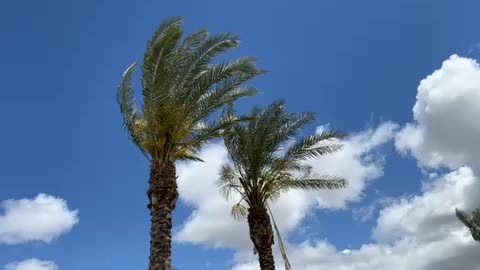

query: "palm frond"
xmin=118 ymin=63 xmax=138 ymax=127
xmin=231 ymin=202 xmax=248 ymax=220
xmin=183 ymin=57 xmax=265 ymax=111
xmin=175 ymin=33 xmax=240 ymax=97
xmin=277 ymin=176 xmax=347 ymax=192
xmin=174 ymin=147 xmax=204 ymax=162
xmin=283 ymin=161 xmax=312 ymax=174
xmin=117 ymin=63 xmax=148 ymax=158
xmin=456 ymin=209 xmax=472 ymax=226
xmin=279 ymin=111 xmax=316 ymax=138
xmin=142 ymin=17 xmax=183 ymax=106
xmin=240 ymin=100 xmax=291 ymax=175
xmin=180 ymin=113 xmax=253 ymax=156
xmin=189 ymin=79 xmax=260 ymax=125
xmin=198 ymin=57 xmax=264 ymax=89
xmin=218 ymin=164 xmax=243 ymax=200
xmin=224 ymin=124 xmax=252 ymax=177
xmin=456 ymin=208 xmax=480 ymax=242
xmin=179 ymin=28 xmax=209 ymax=52
xmin=283 ymin=130 xmax=346 ymax=162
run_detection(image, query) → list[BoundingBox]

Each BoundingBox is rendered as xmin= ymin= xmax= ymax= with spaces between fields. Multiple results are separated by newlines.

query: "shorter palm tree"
xmin=456 ymin=208 xmax=480 ymax=242
xmin=218 ymin=100 xmax=347 ymax=270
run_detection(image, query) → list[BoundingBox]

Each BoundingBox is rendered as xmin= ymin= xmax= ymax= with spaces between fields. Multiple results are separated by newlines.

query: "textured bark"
xmin=248 ymin=206 xmax=275 ymax=270
xmin=147 ymin=160 xmax=178 ymax=270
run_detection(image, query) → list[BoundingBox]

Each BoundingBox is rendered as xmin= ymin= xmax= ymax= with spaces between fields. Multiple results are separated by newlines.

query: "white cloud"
xmin=352 ymin=197 xmax=395 ymax=223
xmin=175 ymin=144 xmax=250 ymax=249
xmin=395 ymin=55 xmax=480 ymax=172
xmin=395 ymin=54 xmax=480 ymax=212
xmin=232 ymin=168 xmax=480 ymax=270
xmin=0 ymin=194 xmax=79 ymax=244
xmin=352 ymin=204 xmax=376 ymax=222
xmin=175 ymin=122 xmax=397 ymax=251
xmin=308 ymin=122 xmax=398 ymax=208
xmin=4 ymin=259 xmax=57 ymax=270
xmin=374 ymin=167 xmax=474 ymax=243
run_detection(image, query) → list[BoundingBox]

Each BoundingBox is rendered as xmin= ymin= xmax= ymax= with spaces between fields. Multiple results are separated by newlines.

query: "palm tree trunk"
xmin=248 ymin=206 xmax=275 ymax=270
xmin=147 ymin=160 xmax=178 ymax=270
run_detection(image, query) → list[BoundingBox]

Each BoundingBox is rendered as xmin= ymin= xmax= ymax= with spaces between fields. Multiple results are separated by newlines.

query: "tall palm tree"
xmin=218 ymin=100 xmax=347 ymax=270
xmin=117 ymin=17 xmax=264 ymax=270
xmin=456 ymin=208 xmax=480 ymax=242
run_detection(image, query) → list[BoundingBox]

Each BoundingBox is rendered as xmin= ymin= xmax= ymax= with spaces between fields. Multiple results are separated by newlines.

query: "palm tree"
xmin=218 ymin=100 xmax=347 ymax=270
xmin=456 ymin=208 xmax=480 ymax=242
xmin=117 ymin=17 xmax=264 ymax=270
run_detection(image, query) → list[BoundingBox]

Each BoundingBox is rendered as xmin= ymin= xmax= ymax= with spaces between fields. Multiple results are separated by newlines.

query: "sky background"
xmin=1 ymin=1 xmax=480 ymax=270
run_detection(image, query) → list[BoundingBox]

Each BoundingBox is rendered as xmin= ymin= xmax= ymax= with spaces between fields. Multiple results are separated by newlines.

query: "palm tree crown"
xmin=219 ymin=100 xmax=347 ymax=216
xmin=218 ymin=100 xmax=347 ymax=269
xmin=118 ymin=16 xmax=265 ymax=163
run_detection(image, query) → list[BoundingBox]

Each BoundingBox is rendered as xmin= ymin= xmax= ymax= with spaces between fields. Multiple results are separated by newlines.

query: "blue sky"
xmin=1 ymin=1 xmax=480 ymax=270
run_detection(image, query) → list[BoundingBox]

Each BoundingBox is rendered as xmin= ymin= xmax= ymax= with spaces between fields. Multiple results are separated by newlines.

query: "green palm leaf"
xmin=283 ymin=130 xmax=346 ymax=161
xmin=456 ymin=208 xmax=480 ymax=242
xmin=231 ymin=202 xmax=248 ymax=220
xmin=277 ymin=177 xmax=347 ymax=191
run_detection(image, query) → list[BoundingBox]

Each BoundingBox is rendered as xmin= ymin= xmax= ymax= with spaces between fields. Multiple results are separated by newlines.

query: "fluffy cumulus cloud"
xmin=0 ymin=194 xmax=79 ymax=244
xmin=4 ymin=259 xmax=57 ymax=270
xmin=232 ymin=167 xmax=480 ymax=270
xmin=395 ymin=54 xmax=480 ymax=212
xmin=395 ymin=55 xmax=480 ymax=172
xmin=308 ymin=122 xmax=398 ymax=208
xmin=373 ymin=167 xmax=476 ymax=244
xmin=175 ymin=122 xmax=397 ymax=251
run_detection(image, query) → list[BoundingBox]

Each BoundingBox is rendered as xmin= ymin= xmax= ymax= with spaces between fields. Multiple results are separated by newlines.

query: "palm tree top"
xmin=219 ymin=100 xmax=347 ymax=215
xmin=117 ymin=17 xmax=265 ymax=162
